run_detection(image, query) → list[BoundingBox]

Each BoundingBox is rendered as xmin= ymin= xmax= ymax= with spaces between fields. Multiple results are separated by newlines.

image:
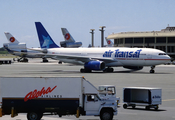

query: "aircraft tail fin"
xmin=4 ymin=32 xmax=19 ymax=43
xmin=105 ymin=37 xmax=114 ymax=47
xmin=35 ymin=22 xmax=59 ymax=48
xmin=61 ymin=28 xmax=75 ymax=42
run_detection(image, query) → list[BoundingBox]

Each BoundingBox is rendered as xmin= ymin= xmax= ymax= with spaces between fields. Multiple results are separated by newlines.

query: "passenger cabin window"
xmin=159 ymin=53 xmax=167 ymax=55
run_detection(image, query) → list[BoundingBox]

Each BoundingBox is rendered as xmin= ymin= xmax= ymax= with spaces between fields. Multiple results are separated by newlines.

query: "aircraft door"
xmin=147 ymin=54 xmax=152 ymax=59
xmin=145 ymin=53 xmax=152 ymax=65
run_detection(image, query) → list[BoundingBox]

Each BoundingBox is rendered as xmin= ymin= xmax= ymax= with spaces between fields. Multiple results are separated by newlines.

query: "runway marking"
xmin=162 ymin=99 xmax=175 ymax=101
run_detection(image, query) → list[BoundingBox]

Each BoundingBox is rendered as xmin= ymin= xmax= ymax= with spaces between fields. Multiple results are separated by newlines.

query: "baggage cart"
xmin=123 ymin=87 xmax=162 ymax=110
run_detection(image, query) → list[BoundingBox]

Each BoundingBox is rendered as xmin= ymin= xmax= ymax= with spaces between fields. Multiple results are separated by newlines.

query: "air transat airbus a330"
xmin=33 ymin=22 xmax=171 ymax=73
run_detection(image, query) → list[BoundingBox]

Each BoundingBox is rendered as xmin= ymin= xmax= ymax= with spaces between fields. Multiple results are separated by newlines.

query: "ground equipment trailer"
xmin=123 ymin=87 xmax=162 ymax=110
xmin=0 ymin=77 xmax=118 ymax=120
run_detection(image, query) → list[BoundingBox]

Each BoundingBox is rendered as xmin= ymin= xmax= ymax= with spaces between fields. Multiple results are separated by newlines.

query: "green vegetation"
xmin=0 ymin=47 xmax=8 ymax=54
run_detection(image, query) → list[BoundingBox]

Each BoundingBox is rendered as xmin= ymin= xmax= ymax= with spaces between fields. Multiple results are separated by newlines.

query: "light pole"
xmin=99 ymin=26 xmax=106 ymax=47
xmin=90 ymin=29 xmax=95 ymax=47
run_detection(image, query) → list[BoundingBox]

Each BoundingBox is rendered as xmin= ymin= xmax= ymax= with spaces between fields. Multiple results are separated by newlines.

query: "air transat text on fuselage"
xmin=103 ymin=49 xmax=142 ymax=58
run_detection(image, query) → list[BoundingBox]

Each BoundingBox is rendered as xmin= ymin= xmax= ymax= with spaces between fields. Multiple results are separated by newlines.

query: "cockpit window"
xmin=159 ymin=53 xmax=167 ymax=55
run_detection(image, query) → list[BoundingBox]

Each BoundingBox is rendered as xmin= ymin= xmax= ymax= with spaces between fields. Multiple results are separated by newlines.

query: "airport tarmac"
xmin=1 ymin=58 xmax=175 ymax=120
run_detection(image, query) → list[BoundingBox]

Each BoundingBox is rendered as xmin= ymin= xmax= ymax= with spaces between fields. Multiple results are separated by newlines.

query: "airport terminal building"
xmin=107 ymin=26 xmax=175 ymax=59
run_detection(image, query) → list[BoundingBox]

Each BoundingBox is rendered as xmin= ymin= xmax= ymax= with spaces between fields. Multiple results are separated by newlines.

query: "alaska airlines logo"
xmin=24 ymin=86 xmax=57 ymax=102
xmin=103 ymin=49 xmax=142 ymax=58
xmin=10 ymin=37 xmax=15 ymax=43
xmin=65 ymin=33 xmax=70 ymax=40
xmin=42 ymin=35 xmax=54 ymax=48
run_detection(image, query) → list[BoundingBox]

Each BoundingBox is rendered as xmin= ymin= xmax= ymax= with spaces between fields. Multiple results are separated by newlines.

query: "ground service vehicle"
xmin=123 ymin=87 xmax=162 ymax=110
xmin=0 ymin=77 xmax=118 ymax=120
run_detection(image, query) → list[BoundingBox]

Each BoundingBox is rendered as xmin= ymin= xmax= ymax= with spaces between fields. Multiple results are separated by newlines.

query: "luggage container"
xmin=123 ymin=87 xmax=162 ymax=110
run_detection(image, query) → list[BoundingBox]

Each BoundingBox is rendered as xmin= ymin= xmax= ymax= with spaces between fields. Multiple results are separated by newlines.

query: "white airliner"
xmin=34 ymin=23 xmax=171 ymax=73
xmin=105 ymin=37 xmax=114 ymax=47
xmin=3 ymin=32 xmax=45 ymax=62
xmin=60 ymin=28 xmax=82 ymax=48
xmin=32 ymin=25 xmax=171 ymax=73
xmin=41 ymin=47 xmax=171 ymax=73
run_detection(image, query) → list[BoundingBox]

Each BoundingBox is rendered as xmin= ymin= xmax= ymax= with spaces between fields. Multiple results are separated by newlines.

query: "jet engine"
xmin=60 ymin=41 xmax=82 ymax=48
xmin=84 ymin=61 xmax=105 ymax=70
xmin=123 ymin=66 xmax=143 ymax=70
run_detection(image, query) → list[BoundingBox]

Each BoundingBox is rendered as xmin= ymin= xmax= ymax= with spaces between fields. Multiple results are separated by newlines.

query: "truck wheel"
xmin=100 ymin=110 xmax=113 ymax=120
xmin=27 ymin=112 xmax=43 ymax=120
xmin=123 ymin=104 xmax=127 ymax=109
xmin=155 ymin=105 xmax=159 ymax=110
xmin=146 ymin=106 xmax=150 ymax=110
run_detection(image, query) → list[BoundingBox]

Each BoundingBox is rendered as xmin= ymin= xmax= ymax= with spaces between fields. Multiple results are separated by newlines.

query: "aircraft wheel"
xmin=43 ymin=59 xmax=48 ymax=62
xmin=132 ymin=105 xmax=136 ymax=109
xmin=150 ymin=70 xmax=155 ymax=73
xmin=103 ymin=68 xmax=113 ymax=73
xmin=58 ymin=61 xmax=62 ymax=64
xmin=85 ymin=69 xmax=92 ymax=73
xmin=109 ymin=68 xmax=114 ymax=72
xmin=80 ymin=68 xmax=85 ymax=73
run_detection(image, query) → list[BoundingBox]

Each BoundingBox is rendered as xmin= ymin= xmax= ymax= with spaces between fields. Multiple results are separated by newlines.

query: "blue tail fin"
xmin=35 ymin=22 xmax=59 ymax=48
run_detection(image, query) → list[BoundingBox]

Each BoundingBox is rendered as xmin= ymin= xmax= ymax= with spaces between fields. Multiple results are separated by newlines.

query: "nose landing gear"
xmin=150 ymin=66 xmax=155 ymax=73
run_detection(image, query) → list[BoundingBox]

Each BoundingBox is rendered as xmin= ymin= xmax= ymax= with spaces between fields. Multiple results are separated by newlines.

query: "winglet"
xmin=35 ymin=22 xmax=59 ymax=48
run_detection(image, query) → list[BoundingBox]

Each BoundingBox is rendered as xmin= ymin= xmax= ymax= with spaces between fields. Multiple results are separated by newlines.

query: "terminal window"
xmin=145 ymin=37 xmax=154 ymax=43
xmin=134 ymin=38 xmax=143 ymax=43
xmin=167 ymin=46 xmax=175 ymax=53
xmin=156 ymin=46 xmax=166 ymax=52
xmin=168 ymin=37 xmax=175 ymax=43
xmin=156 ymin=37 xmax=166 ymax=43
xmin=125 ymin=38 xmax=133 ymax=43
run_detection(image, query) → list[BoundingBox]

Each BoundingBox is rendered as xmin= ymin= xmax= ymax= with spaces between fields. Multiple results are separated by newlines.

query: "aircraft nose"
xmin=166 ymin=55 xmax=171 ymax=61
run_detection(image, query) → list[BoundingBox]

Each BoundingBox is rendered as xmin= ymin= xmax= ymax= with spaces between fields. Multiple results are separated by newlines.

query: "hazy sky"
xmin=0 ymin=0 xmax=175 ymax=48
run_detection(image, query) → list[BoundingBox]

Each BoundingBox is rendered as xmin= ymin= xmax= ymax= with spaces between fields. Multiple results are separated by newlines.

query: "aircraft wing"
xmin=45 ymin=53 xmax=117 ymax=63
xmin=28 ymin=48 xmax=117 ymax=63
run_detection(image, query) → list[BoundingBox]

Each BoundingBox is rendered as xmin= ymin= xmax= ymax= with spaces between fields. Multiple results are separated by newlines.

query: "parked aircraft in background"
xmin=3 ymin=32 xmax=46 ymax=62
xmin=60 ymin=28 xmax=82 ymax=48
xmin=32 ymin=26 xmax=171 ymax=73
xmin=105 ymin=37 xmax=114 ymax=47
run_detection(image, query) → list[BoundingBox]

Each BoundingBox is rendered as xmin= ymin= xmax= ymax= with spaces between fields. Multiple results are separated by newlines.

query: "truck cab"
xmin=98 ymin=85 xmax=120 ymax=105
xmin=84 ymin=93 xmax=117 ymax=120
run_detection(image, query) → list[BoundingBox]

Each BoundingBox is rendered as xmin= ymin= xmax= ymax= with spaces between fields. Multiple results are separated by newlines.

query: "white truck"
xmin=123 ymin=87 xmax=162 ymax=110
xmin=0 ymin=77 xmax=118 ymax=120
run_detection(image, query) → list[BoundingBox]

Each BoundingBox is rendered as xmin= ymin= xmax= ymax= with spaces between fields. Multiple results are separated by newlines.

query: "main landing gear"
xmin=80 ymin=68 xmax=92 ymax=73
xmin=150 ymin=66 xmax=155 ymax=73
xmin=103 ymin=67 xmax=114 ymax=73
xmin=80 ymin=67 xmax=114 ymax=73
xmin=42 ymin=58 xmax=48 ymax=62
xmin=15 ymin=57 xmax=28 ymax=62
